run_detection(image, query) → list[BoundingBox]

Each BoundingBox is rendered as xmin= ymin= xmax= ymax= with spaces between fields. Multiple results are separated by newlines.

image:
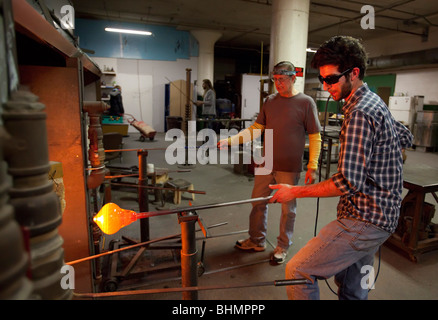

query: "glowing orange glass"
xmin=93 ymin=203 xmax=139 ymax=235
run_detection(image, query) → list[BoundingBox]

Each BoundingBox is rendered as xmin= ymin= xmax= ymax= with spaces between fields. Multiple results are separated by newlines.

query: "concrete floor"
xmin=95 ymin=131 xmax=438 ymax=300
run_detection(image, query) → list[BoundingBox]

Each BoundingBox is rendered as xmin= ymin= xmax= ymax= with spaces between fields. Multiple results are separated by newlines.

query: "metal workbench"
xmin=386 ymin=165 xmax=438 ymax=262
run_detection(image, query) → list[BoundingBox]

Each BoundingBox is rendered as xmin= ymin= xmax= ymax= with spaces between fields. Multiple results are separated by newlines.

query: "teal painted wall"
xmin=75 ymin=18 xmax=198 ymax=60
xmin=363 ymin=74 xmax=396 ymax=95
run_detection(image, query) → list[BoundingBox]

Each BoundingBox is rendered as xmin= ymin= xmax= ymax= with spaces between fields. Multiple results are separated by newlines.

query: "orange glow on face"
xmin=93 ymin=203 xmax=138 ymax=234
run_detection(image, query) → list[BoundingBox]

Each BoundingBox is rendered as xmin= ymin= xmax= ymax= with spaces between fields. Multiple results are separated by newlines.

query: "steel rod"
xmin=136 ymin=196 xmax=273 ymax=220
xmin=73 ymin=278 xmax=309 ymax=298
xmin=106 ymin=181 xmax=206 ymax=194
xmin=104 ymin=148 xmax=167 ymax=152
xmin=66 ymin=234 xmax=181 ymax=265
xmin=105 ymin=147 xmax=202 ymax=153
xmin=138 ymin=150 xmax=149 ymax=242
xmin=69 ymin=197 xmax=273 ymax=264
xmin=66 ymin=222 xmax=228 ymax=266
xmin=180 ymin=212 xmax=198 ymax=300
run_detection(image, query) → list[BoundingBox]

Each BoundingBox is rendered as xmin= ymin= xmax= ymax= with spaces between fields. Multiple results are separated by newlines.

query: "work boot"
xmin=235 ymin=238 xmax=266 ymax=252
xmin=270 ymin=246 xmax=287 ymax=264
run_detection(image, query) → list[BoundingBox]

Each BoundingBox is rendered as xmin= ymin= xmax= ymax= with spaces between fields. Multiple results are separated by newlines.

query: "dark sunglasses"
xmin=318 ymin=68 xmax=353 ymax=85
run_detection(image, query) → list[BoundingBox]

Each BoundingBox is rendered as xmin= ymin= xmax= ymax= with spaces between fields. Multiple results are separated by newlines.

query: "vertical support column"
xmin=184 ymin=68 xmax=192 ymax=136
xmin=83 ymin=101 xmax=108 ymax=189
xmin=179 ymin=69 xmax=195 ymax=168
xmin=82 ymin=101 xmax=109 ymax=283
xmin=191 ymin=30 xmax=222 ymax=94
xmin=270 ymin=0 xmax=310 ymax=93
xmin=179 ymin=211 xmax=198 ymax=300
xmin=137 ymin=150 xmax=149 ymax=243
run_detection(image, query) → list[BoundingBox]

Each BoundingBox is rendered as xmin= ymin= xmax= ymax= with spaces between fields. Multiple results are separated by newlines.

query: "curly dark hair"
xmin=311 ymin=36 xmax=368 ymax=79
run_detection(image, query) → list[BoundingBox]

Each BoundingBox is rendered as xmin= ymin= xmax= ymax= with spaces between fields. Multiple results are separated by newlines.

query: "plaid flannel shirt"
xmin=332 ymin=83 xmax=413 ymax=233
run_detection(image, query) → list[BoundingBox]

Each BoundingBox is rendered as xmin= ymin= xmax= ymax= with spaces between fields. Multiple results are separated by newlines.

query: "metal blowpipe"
xmin=93 ymin=196 xmax=273 ymax=235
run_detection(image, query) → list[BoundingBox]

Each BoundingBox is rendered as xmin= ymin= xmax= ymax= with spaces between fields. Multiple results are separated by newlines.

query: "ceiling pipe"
xmin=307 ymin=48 xmax=438 ymax=74
xmin=367 ymin=48 xmax=438 ymax=70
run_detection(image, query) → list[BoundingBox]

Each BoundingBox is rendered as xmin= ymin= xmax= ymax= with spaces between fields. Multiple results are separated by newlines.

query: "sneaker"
xmin=235 ymin=238 xmax=266 ymax=252
xmin=270 ymin=247 xmax=287 ymax=264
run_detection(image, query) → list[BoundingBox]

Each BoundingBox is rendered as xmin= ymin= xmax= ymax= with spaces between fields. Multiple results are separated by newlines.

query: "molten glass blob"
xmin=93 ymin=203 xmax=138 ymax=234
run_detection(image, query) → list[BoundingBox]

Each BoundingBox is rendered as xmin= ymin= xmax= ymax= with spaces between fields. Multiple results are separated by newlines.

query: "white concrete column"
xmin=191 ymin=30 xmax=222 ymax=94
xmin=270 ymin=0 xmax=310 ymax=92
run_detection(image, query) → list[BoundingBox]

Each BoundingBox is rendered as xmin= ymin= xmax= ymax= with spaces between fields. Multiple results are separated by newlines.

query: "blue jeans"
xmin=249 ymin=171 xmax=300 ymax=250
xmin=285 ymin=218 xmax=390 ymax=300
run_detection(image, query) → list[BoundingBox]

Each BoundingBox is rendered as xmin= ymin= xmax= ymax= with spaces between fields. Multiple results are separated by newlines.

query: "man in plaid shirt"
xmin=269 ymin=36 xmax=413 ymax=300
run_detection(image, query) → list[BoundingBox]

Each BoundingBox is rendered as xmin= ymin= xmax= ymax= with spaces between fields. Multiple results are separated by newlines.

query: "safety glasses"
xmin=318 ymin=68 xmax=353 ymax=85
xmin=271 ymin=76 xmax=291 ymax=84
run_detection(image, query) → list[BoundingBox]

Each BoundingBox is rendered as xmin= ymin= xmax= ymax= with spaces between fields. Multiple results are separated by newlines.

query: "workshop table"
xmin=386 ymin=165 xmax=438 ymax=262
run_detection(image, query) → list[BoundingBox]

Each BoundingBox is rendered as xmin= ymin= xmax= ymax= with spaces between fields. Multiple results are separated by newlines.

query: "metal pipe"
xmin=73 ymin=278 xmax=309 ymax=298
xmin=66 ymin=222 xmax=228 ymax=266
xmin=136 ymin=196 xmax=273 ymax=220
xmin=137 ymin=150 xmax=149 ymax=243
xmin=104 ymin=147 xmax=167 ymax=152
xmin=179 ymin=211 xmax=198 ymax=300
xmin=184 ymin=68 xmax=192 ymax=136
xmin=104 ymin=181 xmax=206 ymax=195
xmin=66 ymin=234 xmax=181 ymax=266
xmin=367 ymin=48 xmax=438 ymax=70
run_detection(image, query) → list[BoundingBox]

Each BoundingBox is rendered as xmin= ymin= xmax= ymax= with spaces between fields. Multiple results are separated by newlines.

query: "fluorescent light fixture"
xmin=306 ymin=48 xmax=317 ymax=53
xmin=105 ymin=27 xmax=152 ymax=36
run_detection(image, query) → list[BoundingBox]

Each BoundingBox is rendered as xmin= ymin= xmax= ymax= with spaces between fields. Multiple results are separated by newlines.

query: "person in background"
xmin=269 ymin=36 xmax=414 ymax=299
xmin=218 ymin=61 xmax=322 ymax=264
xmin=109 ymin=85 xmax=124 ymax=117
xmin=195 ymin=79 xmax=216 ymax=129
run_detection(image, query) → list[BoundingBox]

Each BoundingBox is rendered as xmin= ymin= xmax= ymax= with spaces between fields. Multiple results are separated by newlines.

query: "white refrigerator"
xmin=241 ymin=74 xmax=269 ymax=127
xmin=388 ymin=96 xmax=424 ymax=129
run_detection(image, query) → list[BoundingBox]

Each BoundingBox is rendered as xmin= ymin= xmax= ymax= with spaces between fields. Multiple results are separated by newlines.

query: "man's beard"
xmin=339 ymin=77 xmax=353 ymax=101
